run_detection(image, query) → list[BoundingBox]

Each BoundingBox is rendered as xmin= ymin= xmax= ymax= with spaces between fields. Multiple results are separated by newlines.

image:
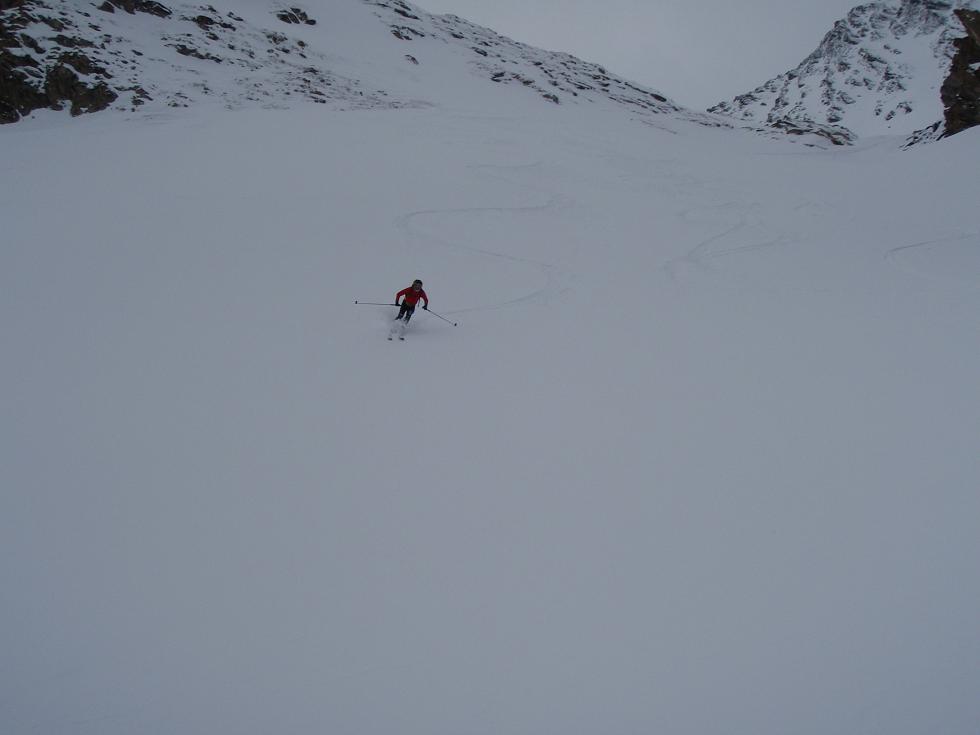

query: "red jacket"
xmin=396 ymin=287 xmax=428 ymax=307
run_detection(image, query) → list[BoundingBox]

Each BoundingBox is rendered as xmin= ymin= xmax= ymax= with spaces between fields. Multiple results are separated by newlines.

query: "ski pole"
xmin=425 ymin=308 xmax=458 ymax=327
xmin=354 ymin=301 xmax=397 ymax=306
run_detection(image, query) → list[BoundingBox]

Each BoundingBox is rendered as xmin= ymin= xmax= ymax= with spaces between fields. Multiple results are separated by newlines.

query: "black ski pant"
xmin=396 ymin=303 xmax=416 ymax=322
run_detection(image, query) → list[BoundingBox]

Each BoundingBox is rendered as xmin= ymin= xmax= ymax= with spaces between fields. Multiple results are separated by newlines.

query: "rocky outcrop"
xmin=0 ymin=54 xmax=46 ymax=123
xmin=45 ymin=61 xmax=118 ymax=115
xmin=0 ymin=2 xmax=41 ymax=122
xmin=97 ymin=0 xmax=172 ymax=18
xmin=275 ymin=7 xmax=316 ymax=26
xmin=768 ymin=117 xmax=856 ymax=146
xmin=941 ymin=8 xmax=980 ymax=135
xmin=1 ymin=0 xmax=118 ymax=122
xmin=0 ymin=50 xmax=117 ymax=122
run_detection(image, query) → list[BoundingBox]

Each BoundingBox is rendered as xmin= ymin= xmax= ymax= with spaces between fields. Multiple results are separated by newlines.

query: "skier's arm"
xmin=395 ymin=288 xmax=407 ymax=305
xmin=421 ymin=290 xmax=429 ymax=308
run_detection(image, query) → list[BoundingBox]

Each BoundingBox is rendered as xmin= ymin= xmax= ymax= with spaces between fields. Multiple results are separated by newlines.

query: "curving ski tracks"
xmin=662 ymin=201 xmax=798 ymax=283
xmin=884 ymin=232 xmax=980 ymax=286
xmin=393 ymin=163 xmax=575 ymax=315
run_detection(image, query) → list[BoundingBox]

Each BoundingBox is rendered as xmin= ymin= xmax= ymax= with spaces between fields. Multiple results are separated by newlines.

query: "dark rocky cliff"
xmin=0 ymin=0 xmax=119 ymax=123
xmin=942 ymin=8 xmax=980 ymax=135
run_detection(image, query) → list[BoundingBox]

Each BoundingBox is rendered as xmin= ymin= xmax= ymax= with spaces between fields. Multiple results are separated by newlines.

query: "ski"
xmin=388 ymin=320 xmax=408 ymax=340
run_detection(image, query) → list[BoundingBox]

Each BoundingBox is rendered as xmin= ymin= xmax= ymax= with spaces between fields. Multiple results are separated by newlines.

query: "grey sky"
xmin=415 ymin=0 xmax=860 ymax=108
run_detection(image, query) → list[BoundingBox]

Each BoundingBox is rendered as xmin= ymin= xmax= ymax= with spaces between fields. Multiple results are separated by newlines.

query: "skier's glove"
xmin=423 ymin=305 xmax=428 ymax=310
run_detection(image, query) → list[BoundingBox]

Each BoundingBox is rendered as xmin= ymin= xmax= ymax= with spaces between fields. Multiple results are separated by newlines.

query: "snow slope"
xmin=710 ymin=0 xmax=978 ymax=139
xmin=2 ymin=7 xmax=980 ymax=735
xmin=2 ymin=0 xmax=706 ymax=125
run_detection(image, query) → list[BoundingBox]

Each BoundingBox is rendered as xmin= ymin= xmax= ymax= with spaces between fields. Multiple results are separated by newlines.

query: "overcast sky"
xmin=414 ymin=0 xmax=861 ymax=108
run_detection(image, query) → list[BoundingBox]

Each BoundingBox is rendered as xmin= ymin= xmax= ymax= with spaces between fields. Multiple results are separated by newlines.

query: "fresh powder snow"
xmin=2 ymin=1 xmax=979 ymax=734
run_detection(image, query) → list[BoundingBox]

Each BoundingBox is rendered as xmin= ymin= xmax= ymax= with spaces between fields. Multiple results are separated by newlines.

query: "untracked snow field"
xmin=2 ymin=102 xmax=979 ymax=734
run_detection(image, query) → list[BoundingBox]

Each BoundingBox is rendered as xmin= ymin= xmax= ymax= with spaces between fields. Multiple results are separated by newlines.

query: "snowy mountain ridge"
xmin=709 ymin=0 xmax=978 ymax=141
xmin=0 ymin=0 xmax=713 ymax=127
xmin=3 ymin=0 xmax=878 ymax=146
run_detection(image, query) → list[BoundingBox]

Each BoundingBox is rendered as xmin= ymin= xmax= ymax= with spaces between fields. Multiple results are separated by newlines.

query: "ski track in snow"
xmin=396 ymin=203 xmax=562 ymax=314
xmin=884 ymin=232 xmax=980 ymax=286
xmin=662 ymin=201 xmax=798 ymax=283
xmin=394 ymin=162 xmax=576 ymax=315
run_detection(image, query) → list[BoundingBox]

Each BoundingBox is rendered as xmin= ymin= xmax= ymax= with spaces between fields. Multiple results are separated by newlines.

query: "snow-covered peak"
xmin=709 ymin=0 xmax=977 ymax=140
xmin=0 ymin=0 xmax=710 ymax=127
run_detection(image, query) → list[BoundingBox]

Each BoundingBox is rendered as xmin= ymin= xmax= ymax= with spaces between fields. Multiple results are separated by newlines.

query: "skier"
xmin=394 ymin=279 xmax=428 ymax=323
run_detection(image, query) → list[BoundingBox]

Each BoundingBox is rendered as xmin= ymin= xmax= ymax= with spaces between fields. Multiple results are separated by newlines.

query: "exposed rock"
xmin=276 ymin=7 xmax=316 ymax=26
xmin=44 ymin=62 xmax=117 ymax=115
xmin=18 ymin=33 xmax=45 ymax=54
xmin=40 ymin=15 xmax=65 ymax=31
xmin=393 ymin=7 xmax=419 ymax=21
xmin=768 ymin=117 xmax=855 ymax=146
xmin=171 ymin=43 xmax=222 ymax=62
xmin=120 ymin=83 xmax=151 ymax=108
xmin=0 ymin=53 xmax=47 ymax=122
xmin=99 ymin=0 xmax=172 ymax=17
xmin=54 ymin=34 xmax=95 ymax=48
xmin=905 ymin=119 xmax=943 ymax=146
xmin=390 ymin=26 xmax=423 ymax=41
xmin=184 ymin=13 xmax=234 ymax=33
xmin=941 ymin=8 xmax=980 ymax=136
xmin=59 ymin=51 xmax=110 ymax=76
xmin=1 ymin=1 xmax=47 ymax=122
xmin=1 ymin=6 xmax=117 ymax=122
